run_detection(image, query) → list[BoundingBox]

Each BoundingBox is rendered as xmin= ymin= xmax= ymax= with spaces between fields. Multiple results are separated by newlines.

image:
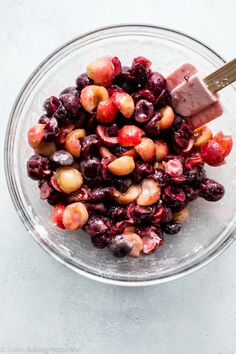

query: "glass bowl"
xmin=5 ymin=25 xmax=236 ymax=286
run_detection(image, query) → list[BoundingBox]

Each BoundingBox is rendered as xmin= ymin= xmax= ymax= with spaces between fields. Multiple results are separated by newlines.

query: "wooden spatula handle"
xmin=204 ymin=58 xmax=236 ymax=93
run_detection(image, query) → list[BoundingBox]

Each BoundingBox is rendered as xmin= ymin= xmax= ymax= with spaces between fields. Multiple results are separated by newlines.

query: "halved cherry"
xmin=96 ymin=125 xmax=118 ymax=146
xmin=86 ymin=56 xmax=119 ymax=86
xmin=27 ymin=124 xmax=45 ymax=149
xmin=114 ymin=184 xmax=141 ymax=205
xmin=64 ymin=129 xmax=86 ymax=157
xmin=51 ymin=204 xmax=65 ymax=229
xmin=213 ymin=131 xmax=233 ymax=157
xmin=96 ymin=98 xmax=118 ymax=124
xmin=123 ymin=232 xmax=143 ymax=257
xmin=118 ymin=125 xmax=144 ymax=147
xmin=201 ymin=140 xmax=225 ymax=166
xmin=62 ymin=202 xmax=89 ymax=231
xmin=54 ymin=167 xmax=83 ymax=194
xmin=158 ymin=105 xmax=175 ymax=129
xmin=155 ymin=140 xmax=169 ymax=161
xmin=142 ymin=235 xmax=163 ymax=255
xmin=80 ymin=85 xmax=109 ymax=113
xmin=108 ymin=156 xmax=135 ymax=176
xmin=137 ymin=179 xmax=161 ymax=206
xmin=162 ymin=159 xmax=183 ymax=177
xmin=135 ymin=137 xmax=156 ymax=162
xmin=193 ymin=125 xmax=213 ymax=148
xmin=111 ymin=91 xmax=135 ymax=118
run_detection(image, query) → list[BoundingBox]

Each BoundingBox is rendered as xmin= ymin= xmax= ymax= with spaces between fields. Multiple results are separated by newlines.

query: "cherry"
xmin=86 ymin=56 xmax=116 ymax=86
xmin=111 ymin=91 xmax=135 ymax=118
xmin=96 ymin=99 xmax=118 ymax=124
xmin=118 ymin=125 xmax=144 ymax=147
xmin=135 ymin=137 xmax=156 ymax=162
xmin=51 ymin=204 xmax=65 ymax=229
xmin=213 ymin=131 xmax=233 ymax=157
xmin=201 ymin=140 xmax=225 ymax=166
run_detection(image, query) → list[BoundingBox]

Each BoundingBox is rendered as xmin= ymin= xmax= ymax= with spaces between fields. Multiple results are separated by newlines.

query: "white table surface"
xmin=1 ymin=1 xmax=236 ymax=353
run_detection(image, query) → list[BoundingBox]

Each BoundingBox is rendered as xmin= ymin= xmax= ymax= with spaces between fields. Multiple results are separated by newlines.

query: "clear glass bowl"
xmin=5 ymin=25 xmax=236 ymax=286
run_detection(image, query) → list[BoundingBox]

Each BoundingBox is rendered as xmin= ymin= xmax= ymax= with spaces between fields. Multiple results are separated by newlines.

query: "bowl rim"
xmin=4 ymin=23 xmax=236 ymax=286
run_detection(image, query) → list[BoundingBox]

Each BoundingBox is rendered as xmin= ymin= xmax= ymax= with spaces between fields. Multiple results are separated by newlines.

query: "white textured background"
xmin=1 ymin=1 xmax=236 ymax=353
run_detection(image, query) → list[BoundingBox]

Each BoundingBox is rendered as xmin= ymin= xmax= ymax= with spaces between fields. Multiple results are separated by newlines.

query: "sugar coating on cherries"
xmin=26 ymin=56 xmax=232 ymax=258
